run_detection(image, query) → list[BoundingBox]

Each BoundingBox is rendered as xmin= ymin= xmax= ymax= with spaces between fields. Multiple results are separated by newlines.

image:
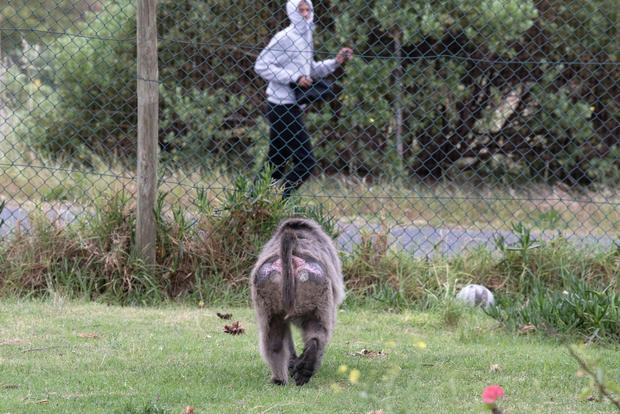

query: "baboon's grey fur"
xmin=250 ymin=217 xmax=345 ymax=386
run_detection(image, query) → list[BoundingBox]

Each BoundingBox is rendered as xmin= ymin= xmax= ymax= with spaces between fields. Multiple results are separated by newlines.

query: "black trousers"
xmin=266 ymin=103 xmax=317 ymax=198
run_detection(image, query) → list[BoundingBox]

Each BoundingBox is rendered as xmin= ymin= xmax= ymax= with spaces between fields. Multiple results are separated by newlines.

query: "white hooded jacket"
xmin=255 ymin=0 xmax=339 ymax=105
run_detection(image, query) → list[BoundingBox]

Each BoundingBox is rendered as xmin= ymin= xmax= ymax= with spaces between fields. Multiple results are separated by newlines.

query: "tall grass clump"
xmin=341 ymin=221 xmax=618 ymax=342
xmin=485 ymin=224 xmax=620 ymax=342
xmin=341 ymin=226 xmax=437 ymax=310
xmin=489 ymin=274 xmax=619 ymax=342
xmin=157 ymin=169 xmax=337 ymax=301
xmin=0 ymin=170 xmax=335 ymax=305
xmin=0 ymin=192 xmax=163 ymax=304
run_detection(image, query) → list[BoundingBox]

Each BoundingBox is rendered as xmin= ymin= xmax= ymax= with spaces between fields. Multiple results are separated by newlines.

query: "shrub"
xmin=13 ymin=0 xmax=617 ymax=187
xmin=18 ymin=0 xmax=137 ymax=167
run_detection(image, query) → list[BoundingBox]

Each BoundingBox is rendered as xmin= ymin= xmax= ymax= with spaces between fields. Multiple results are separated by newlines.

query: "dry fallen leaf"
xmin=34 ymin=399 xmax=49 ymax=404
xmin=366 ymin=410 xmax=384 ymax=414
xmin=217 ymin=312 xmax=232 ymax=320
xmin=519 ymin=324 xmax=536 ymax=333
xmin=490 ymin=363 xmax=502 ymax=372
xmin=355 ymin=349 xmax=385 ymax=357
xmin=77 ymin=333 xmax=99 ymax=338
xmin=184 ymin=405 xmax=195 ymax=414
xmin=223 ymin=321 xmax=245 ymax=335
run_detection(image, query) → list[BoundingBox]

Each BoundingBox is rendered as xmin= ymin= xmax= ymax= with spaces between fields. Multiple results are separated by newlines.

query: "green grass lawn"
xmin=0 ymin=300 xmax=618 ymax=413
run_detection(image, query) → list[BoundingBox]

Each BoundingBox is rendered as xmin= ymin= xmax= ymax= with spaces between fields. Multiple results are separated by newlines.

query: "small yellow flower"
xmin=33 ymin=79 xmax=42 ymax=88
xmin=338 ymin=365 xmax=348 ymax=373
xmin=207 ymin=106 xmax=212 ymax=111
xmin=386 ymin=340 xmax=396 ymax=348
xmin=369 ymin=118 xmax=375 ymax=123
xmin=416 ymin=341 xmax=427 ymax=349
xmin=349 ymin=369 xmax=361 ymax=384
xmin=590 ymin=106 xmax=595 ymax=111
xmin=198 ymin=300 xmax=204 ymax=308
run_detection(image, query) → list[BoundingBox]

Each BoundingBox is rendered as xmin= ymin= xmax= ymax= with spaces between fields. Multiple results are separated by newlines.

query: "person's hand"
xmin=336 ymin=47 xmax=353 ymax=65
xmin=297 ymin=76 xmax=313 ymax=88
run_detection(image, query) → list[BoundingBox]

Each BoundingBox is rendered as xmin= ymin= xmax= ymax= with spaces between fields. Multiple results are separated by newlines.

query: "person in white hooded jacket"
xmin=255 ymin=0 xmax=352 ymax=198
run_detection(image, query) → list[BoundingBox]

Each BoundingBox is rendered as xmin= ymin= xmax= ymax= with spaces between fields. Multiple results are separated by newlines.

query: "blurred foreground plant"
xmin=567 ymin=344 xmax=620 ymax=409
xmin=482 ymin=385 xmax=505 ymax=413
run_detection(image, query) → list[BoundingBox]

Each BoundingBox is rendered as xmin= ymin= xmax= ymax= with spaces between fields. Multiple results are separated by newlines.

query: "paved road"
xmin=0 ymin=204 xmax=78 ymax=236
xmin=337 ymin=222 xmax=617 ymax=257
xmin=0 ymin=205 xmax=29 ymax=235
xmin=2 ymin=204 xmax=616 ymax=256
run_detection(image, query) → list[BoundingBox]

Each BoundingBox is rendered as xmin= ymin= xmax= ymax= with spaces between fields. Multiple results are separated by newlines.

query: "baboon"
xmin=250 ymin=217 xmax=345 ymax=386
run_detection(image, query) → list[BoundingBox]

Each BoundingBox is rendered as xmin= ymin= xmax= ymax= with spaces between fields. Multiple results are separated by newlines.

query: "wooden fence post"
xmin=136 ymin=0 xmax=158 ymax=266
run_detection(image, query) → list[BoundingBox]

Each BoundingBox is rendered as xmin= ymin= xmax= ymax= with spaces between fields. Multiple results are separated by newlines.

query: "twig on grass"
xmin=566 ymin=344 xmax=620 ymax=410
xmin=21 ymin=345 xmax=65 ymax=353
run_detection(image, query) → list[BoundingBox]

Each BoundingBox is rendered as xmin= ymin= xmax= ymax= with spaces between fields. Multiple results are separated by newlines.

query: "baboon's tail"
xmin=281 ymin=228 xmax=297 ymax=317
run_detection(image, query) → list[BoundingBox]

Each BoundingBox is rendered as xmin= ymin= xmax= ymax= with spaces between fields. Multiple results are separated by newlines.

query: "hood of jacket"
xmin=286 ymin=0 xmax=315 ymax=35
xmin=255 ymin=0 xmax=337 ymax=104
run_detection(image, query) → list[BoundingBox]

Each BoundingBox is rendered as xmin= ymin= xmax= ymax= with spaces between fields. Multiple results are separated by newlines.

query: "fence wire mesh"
xmin=0 ymin=0 xmax=618 ymax=256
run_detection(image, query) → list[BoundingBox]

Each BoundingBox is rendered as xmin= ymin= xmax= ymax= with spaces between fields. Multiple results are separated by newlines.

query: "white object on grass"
xmin=456 ymin=284 xmax=495 ymax=310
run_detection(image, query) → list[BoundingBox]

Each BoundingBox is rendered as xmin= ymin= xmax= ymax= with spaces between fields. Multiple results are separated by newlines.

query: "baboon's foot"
xmin=270 ymin=376 xmax=288 ymax=386
xmin=292 ymin=338 xmax=318 ymax=386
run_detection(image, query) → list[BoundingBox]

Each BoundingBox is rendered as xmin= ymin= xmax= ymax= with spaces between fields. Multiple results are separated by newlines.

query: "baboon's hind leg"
xmin=263 ymin=316 xmax=294 ymax=385
xmin=292 ymin=319 xmax=329 ymax=386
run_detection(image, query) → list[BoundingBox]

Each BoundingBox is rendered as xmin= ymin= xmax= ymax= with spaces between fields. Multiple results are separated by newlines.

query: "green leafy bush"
xmin=18 ymin=0 xmax=137 ymax=166
xmin=0 ymin=0 xmax=99 ymax=55
xmin=159 ymin=85 xmax=269 ymax=170
xmin=323 ymin=0 xmax=616 ymax=184
xmin=13 ymin=0 xmax=618 ymax=187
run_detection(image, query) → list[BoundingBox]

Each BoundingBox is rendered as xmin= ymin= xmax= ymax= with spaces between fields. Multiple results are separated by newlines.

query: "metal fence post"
xmin=136 ymin=0 xmax=158 ymax=267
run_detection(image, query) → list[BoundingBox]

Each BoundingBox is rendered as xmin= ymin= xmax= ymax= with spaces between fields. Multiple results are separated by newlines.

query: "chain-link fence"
xmin=0 ymin=0 xmax=618 ymax=255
